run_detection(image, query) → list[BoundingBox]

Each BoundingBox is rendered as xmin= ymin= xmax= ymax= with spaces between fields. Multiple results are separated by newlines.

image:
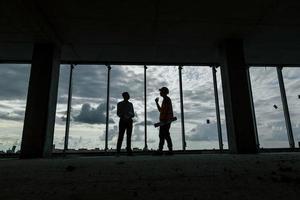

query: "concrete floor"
xmin=0 ymin=153 xmax=300 ymax=200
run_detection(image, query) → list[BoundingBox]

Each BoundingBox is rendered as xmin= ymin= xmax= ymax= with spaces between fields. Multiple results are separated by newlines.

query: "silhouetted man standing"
xmin=116 ymin=92 xmax=134 ymax=156
xmin=155 ymin=87 xmax=174 ymax=155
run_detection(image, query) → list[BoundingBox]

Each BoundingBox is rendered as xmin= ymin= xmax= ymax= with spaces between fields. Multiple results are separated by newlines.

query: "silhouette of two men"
xmin=116 ymin=87 xmax=174 ymax=156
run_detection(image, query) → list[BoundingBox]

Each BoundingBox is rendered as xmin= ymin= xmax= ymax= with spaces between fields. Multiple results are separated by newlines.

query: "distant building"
xmin=6 ymin=145 xmax=17 ymax=154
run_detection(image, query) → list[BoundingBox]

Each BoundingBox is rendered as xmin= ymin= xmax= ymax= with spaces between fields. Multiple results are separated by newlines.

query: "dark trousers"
xmin=117 ymin=119 xmax=132 ymax=152
xmin=159 ymin=123 xmax=173 ymax=151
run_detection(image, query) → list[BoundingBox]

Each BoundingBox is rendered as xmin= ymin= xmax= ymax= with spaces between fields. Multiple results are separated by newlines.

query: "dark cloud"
xmin=0 ymin=110 xmax=25 ymax=121
xmin=74 ymin=103 xmax=114 ymax=124
xmin=0 ymin=135 xmax=21 ymax=152
xmin=135 ymin=120 xmax=154 ymax=126
xmin=70 ymin=65 xmax=144 ymax=101
xmin=99 ymin=125 xmax=118 ymax=141
xmin=186 ymin=123 xmax=219 ymax=141
xmin=56 ymin=95 xmax=69 ymax=104
xmin=0 ymin=103 xmax=15 ymax=110
xmin=71 ymin=65 xmax=108 ymax=99
xmin=67 ymin=136 xmax=96 ymax=149
xmin=184 ymin=89 xmax=214 ymax=103
xmin=146 ymin=109 xmax=180 ymax=123
xmin=56 ymin=115 xmax=66 ymax=125
xmin=97 ymin=124 xmax=156 ymax=143
xmin=184 ymin=108 xmax=216 ymax=121
xmin=132 ymin=126 xmax=144 ymax=142
xmin=0 ymin=136 xmax=20 ymax=144
xmin=0 ymin=64 xmax=30 ymax=100
xmin=132 ymin=125 xmax=156 ymax=143
xmin=56 ymin=65 xmax=109 ymax=104
xmin=56 ymin=65 xmax=71 ymax=103
xmin=146 ymin=110 xmax=160 ymax=121
xmin=265 ymin=131 xmax=289 ymax=141
xmin=57 ymin=65 xmax=145 ymax=105
xmin=110 ymin=66 xmax=144 ymax=101
xmin=257 ymin=120 xmax=290 ymax=141
xmin=52 ymin=136 xmax=65 ymax=148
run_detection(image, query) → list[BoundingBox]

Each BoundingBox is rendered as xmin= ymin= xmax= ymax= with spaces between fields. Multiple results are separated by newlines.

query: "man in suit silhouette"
xmin=116 ymin=92 xmax=134 ymax=156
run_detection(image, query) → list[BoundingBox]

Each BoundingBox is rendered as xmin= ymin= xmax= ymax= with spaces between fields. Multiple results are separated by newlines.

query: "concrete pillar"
xmin=220 ymin=39 xmax=257 ymax=153
xmin=20 ymin=43 xmax=61 ymax=158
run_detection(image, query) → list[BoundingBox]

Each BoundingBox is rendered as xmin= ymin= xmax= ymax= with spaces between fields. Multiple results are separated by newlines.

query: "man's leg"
xmin=158 ymin=125 xmax=167 ymax=151
xmin=165 ymin=124 xmax=173 ymax=153
xmin=117 ymin=120 xmax=126 ymax=153
xmin=126 ymin=121 xmax=133 ymax=153
xmin=152 ymin=127 xmax=164 ymax=155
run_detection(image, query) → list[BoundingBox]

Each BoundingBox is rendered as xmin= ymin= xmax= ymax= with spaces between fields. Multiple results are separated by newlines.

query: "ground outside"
xmin=0 ymin=153 xmax=300 ymax=200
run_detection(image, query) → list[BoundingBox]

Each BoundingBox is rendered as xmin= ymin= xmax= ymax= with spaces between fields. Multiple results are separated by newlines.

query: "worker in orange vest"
xmin=155 ymin=87 xmax=174 ymax=155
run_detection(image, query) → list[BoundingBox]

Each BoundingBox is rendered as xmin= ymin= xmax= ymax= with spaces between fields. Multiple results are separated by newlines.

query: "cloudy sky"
xmin=0 ymin=64 xmax=300 ymax=152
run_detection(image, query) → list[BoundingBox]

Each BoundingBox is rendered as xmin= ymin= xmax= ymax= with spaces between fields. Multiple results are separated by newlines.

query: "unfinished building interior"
xmin=1 ymin=1 xmax=300 ymax=199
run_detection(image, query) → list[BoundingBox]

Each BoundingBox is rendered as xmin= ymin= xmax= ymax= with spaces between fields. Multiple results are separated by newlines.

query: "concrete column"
xmin=20 ymin=43 xmax=61 ymax=158
xmin=220 ymin=39 xmax=257 ymax=153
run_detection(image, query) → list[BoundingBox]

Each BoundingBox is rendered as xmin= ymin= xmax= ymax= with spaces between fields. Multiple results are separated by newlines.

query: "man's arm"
xmin=117 ymin=102 xmax=122 ymax=117
xmin=129 ymin=103 xmax=135 ymax=118
xmin=167 ymin=99 xmax=174 ymax=117
xmin=155 ymin=98 xmax=161 ymax=112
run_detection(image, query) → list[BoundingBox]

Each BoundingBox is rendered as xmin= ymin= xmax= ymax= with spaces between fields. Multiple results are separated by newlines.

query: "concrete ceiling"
xmin=1 ymin=0 xmax=300 ymax=65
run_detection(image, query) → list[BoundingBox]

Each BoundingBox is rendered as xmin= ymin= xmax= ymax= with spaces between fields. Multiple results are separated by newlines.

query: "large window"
xmin=250 ymin=67 xmax=289 ymax=148
xmin=182 ymin=66 xmax=227 ymax=150
xmin=54 ymin=65 xmax=108 ymax=151
xmin=0 ymin=64 xmax=31 ymax=153
xmin=182 ymin=66 xmax=218 ymax=149
xmin=147 ymin=66 xmax=182 ymax=150
xmin=7 ymin=63 xmax=298 ymax=153
xmin=53 ymin=64 xmax=230 ymax=152
xmin=109 ymin=65 xmax=144 ymax=150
